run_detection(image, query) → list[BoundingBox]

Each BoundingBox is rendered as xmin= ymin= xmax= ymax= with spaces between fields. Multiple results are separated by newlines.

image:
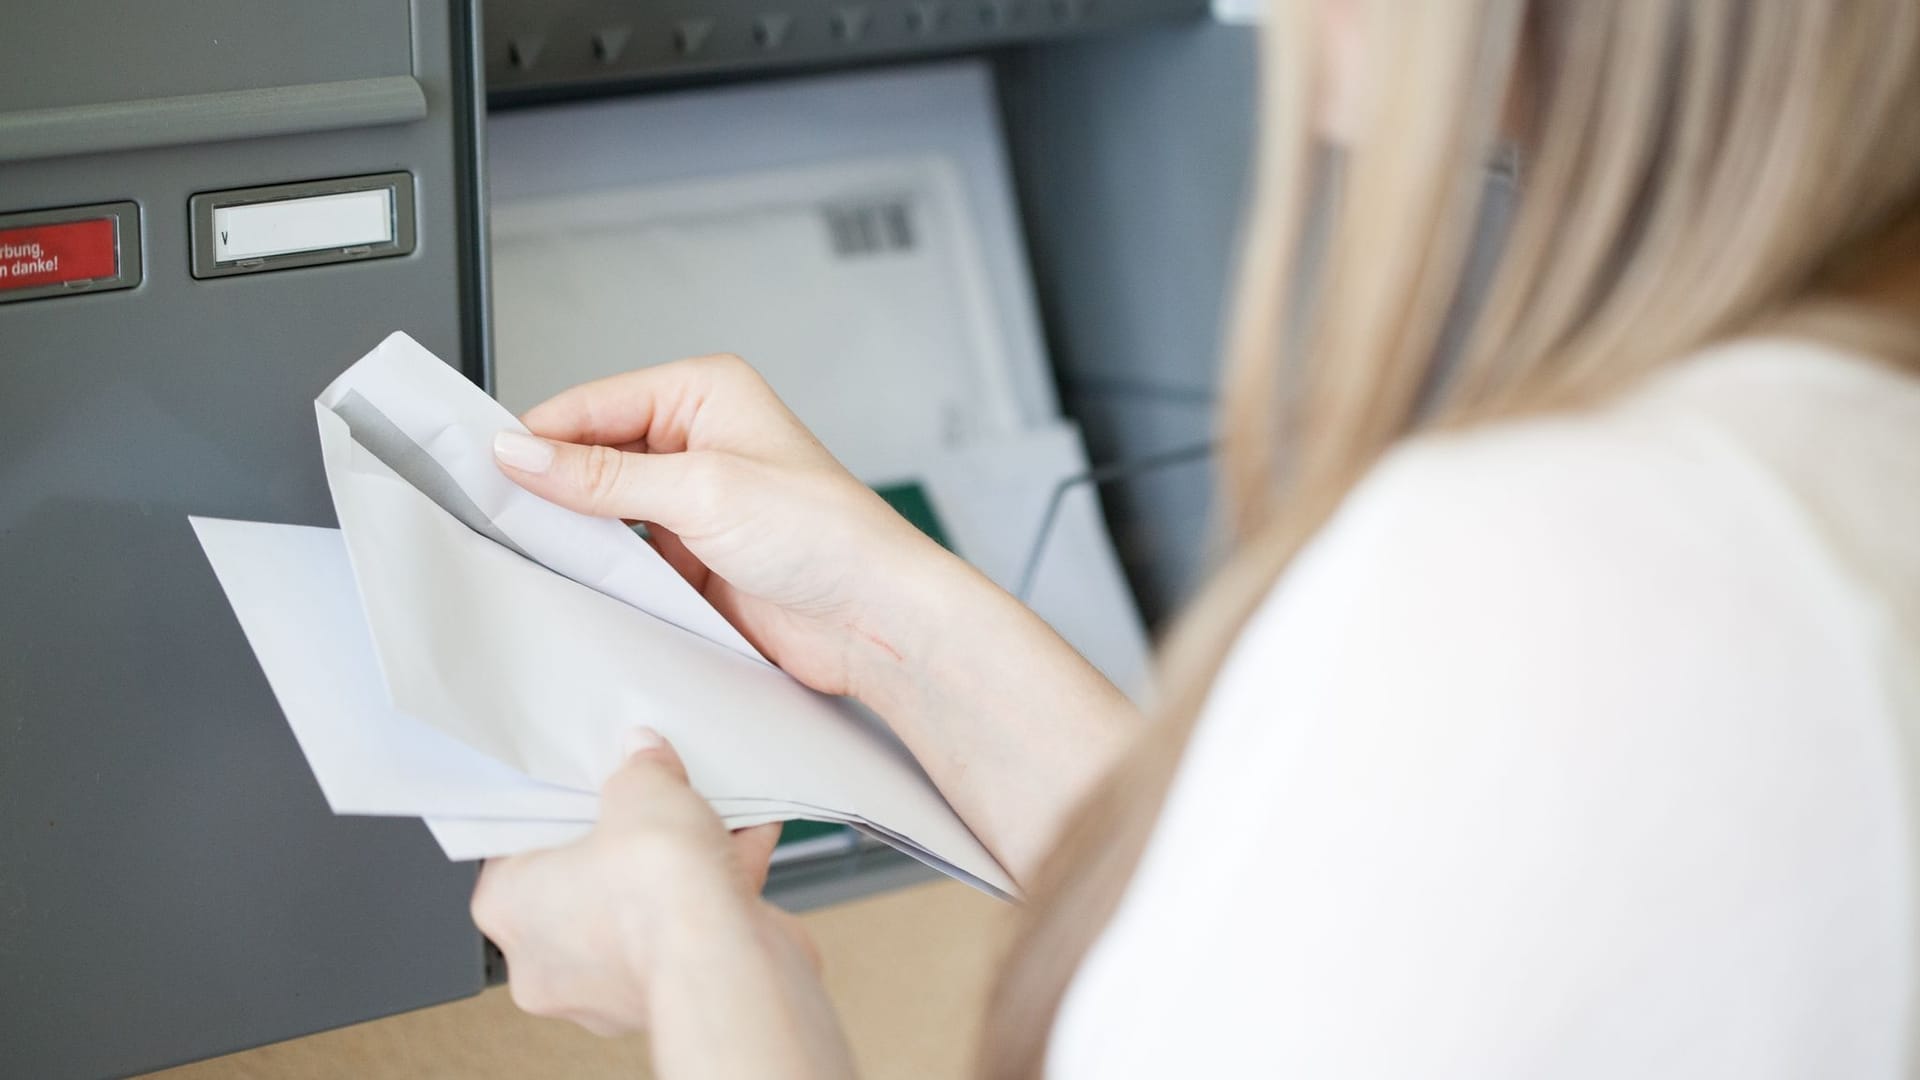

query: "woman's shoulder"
xmin=1197 ymin=342 xmax=1919 ymax=778
xmin=1385 ymin=335 xmax=1920 ymax=511
xmin=1339 ymin=335 xmax=1920 ymax=626
xmin=1208 ymin=333 xmax=1920 ymax=768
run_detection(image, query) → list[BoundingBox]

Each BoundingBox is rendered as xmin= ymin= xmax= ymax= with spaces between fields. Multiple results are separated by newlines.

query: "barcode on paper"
xmin=823 ymin=199 xmax=917 ymax=257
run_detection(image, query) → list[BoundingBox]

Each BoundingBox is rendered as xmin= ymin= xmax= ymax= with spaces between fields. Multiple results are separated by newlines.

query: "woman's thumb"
xmin=598 ymin=726 xmax=692 ymax=811
xmin=494 ymin=429 xmax=684 ymax=526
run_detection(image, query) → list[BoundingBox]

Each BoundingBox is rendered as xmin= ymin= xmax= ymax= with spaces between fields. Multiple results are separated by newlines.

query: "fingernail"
xmin=494 ymin=430 xmax=554 ymax=474
xmin=620 ymin=725 xmax=666 ymax=758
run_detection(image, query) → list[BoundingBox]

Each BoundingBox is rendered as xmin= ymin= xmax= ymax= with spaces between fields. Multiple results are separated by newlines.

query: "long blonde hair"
xmin=983 ymin=1 xmax=1920 ymax=1074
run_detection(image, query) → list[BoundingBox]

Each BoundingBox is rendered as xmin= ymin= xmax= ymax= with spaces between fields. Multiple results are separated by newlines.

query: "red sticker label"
xmin=0 ymin=218 xmax=119 ymax=292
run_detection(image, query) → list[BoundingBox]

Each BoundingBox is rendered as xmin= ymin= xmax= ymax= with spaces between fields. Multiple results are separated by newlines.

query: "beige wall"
xmin=144 ymin=881 xmax=1011 ymax=1080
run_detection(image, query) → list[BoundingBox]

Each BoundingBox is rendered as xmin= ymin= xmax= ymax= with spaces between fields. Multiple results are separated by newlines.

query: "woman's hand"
xmin=472 ymin=728 xmax=856 ymax=1075
xmin=492 ymin=353 xmax=958 ymax=700
xmin=493 ymin=354 xmax=1143 ymax=883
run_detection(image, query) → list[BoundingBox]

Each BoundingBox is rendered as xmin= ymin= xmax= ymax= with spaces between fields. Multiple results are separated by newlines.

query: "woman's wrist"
xmin=630 ymin=865 xmax=765 ymax=1017
xmin=839 ymin=535 xmax=999 ymax=723
xmin=836 ymin=517 xmax=1143 ymax=882
xmin=641 ymin=887 xmax=855 ymax=1078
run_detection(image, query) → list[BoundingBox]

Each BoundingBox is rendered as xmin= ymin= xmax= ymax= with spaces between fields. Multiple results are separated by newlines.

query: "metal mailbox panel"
xmin=0 ymin=3 xmax=492 ymax=1077
xmin=0 ymin=0 xmax=414 ymax=113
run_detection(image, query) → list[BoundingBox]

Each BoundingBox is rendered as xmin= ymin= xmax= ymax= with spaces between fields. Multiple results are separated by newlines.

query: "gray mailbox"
xmin=0 ymin=2 xmax=489 ymax=1076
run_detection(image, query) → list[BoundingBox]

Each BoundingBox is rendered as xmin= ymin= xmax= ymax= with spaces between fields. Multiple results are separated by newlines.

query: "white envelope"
xmin=191 ymin=517 xmax=600 ymax=822
xmin=190 ymin=517 xmax=840 ymax=829
xmin=318 ymin=331 xmax=763 ymax=663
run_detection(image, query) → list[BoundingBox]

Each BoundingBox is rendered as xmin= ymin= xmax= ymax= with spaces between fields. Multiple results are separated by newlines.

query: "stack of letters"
xmin=194 ymin=332 xmax=1014 ymax=898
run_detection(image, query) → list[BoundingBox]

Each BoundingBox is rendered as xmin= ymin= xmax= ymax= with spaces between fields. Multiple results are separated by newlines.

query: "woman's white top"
xmin=1050 ymin=338 xmax=1920 ymax=1077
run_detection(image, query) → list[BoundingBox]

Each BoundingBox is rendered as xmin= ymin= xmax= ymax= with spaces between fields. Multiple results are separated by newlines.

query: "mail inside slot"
xmin=213 ymin=189 xmax=395 ymax=262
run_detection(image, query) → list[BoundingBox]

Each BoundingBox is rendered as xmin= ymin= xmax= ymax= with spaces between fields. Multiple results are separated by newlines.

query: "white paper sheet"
xmin=425 ymin=818 xmax=593 ymax=861
xmin=189 ymin=516 xmax=837 ymax=828
xmin=190 ymin=517 xmax=600 ymax=822
xmin=486 ymin=61 xmax=1056 ymax=438
xmin=490 ymin=156 xmax=1022 ymax=481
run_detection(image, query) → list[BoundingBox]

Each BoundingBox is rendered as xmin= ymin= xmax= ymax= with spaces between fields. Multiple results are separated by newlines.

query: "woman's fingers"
xmin=646 ymin=523 xmax=712 ymax=592
xmin=730 ymin=822 xmax=785 ymax=894
xmin=601 ymin=727 xmax=691 ymax=797
xmin=591 ymin=728 xmax=701 ymax=834
xmin=517 ymin=361 xmax=697 ymax=451
xmin=519 ymin=353 xmax=766 ymax=452
xmin=468 ymin=854 xmax=525 ymax=949
xmin=493 ymin=431 xmax=726 ymax=537
xmin=473 ymin=726 xmax=825 ymax=1039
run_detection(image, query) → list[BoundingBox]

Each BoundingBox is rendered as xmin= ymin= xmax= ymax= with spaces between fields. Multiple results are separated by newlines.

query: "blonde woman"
xmin=471 ymin=0 xmax=1920 ymax=1074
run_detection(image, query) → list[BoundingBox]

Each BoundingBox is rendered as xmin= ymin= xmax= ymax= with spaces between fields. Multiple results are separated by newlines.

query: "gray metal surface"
xmin=997 ymin=21 xmax=1259 ymax=623
xmin=482 ymin=0 xmax=1208 ymax=102
xmin=0 ymin=1 xmax=492 ymax=1076
xmin=0 ymin=77 xmax=429 ymax=165
xmin=0 ymin=0 xmax=414 ymax=112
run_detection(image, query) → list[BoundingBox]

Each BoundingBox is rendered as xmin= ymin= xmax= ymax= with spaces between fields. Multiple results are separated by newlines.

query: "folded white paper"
xmin=319 ymin=332 xmax=763 ymax=663
xmin=195 ymin=332 xmax=1015 ymax=900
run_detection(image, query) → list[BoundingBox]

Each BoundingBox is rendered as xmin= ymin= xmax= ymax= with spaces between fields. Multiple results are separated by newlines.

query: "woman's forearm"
xmin=846 ymin=547 xmax=1144 ymax=885
xmin=648 ymin=897 xmax=857 ymax=1080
